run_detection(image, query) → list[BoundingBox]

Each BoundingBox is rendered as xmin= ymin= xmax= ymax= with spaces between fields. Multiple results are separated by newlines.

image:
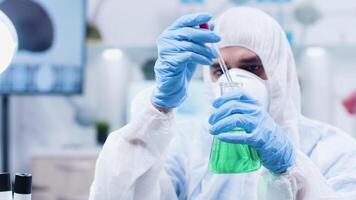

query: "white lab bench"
xmin=31 ymin=148 xmax=101 ymax=200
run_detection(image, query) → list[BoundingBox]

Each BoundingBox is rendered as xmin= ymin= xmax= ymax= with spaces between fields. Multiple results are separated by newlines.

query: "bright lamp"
xmin=0 ymin=10 xmax=17 ymax=74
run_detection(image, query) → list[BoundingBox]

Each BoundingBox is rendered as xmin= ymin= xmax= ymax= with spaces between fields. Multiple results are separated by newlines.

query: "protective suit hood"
xmin=204 ymin=7 xmax=301 ymax=148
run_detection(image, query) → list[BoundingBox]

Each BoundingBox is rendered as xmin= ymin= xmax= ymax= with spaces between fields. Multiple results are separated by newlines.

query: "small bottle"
xmin=14 ymin=174 xmax=32 ymax=200
xmin=0 ymin=173 xmax=12 ymax=200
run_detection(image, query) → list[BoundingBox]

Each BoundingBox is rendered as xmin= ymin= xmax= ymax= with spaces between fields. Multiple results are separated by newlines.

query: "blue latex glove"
xmin=151 ymin=13 xmax=220 ymax=109
xmin=209 ymin=90 xmax=296 ymax=174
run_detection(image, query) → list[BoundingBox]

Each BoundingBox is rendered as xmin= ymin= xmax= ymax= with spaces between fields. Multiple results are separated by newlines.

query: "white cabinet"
xmin=31 ymin=149 xmax=100 ymax=200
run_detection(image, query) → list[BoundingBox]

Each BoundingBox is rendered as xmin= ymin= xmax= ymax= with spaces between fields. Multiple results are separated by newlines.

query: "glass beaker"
xmin=209 ymin=82 xmax=261 ymax=173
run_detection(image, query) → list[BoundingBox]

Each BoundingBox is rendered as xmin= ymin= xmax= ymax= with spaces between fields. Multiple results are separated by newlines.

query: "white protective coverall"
xmin=89 ymin=7 xmax=356 ymax=200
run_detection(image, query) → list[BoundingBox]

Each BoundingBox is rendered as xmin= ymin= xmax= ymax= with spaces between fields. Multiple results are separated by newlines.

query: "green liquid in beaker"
xmin=209 ymin=128 xmax=261 ymax=174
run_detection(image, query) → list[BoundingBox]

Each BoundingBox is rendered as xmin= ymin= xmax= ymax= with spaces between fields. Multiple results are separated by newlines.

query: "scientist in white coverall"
xmin=89 ymin=7 xmax=356 ymax=200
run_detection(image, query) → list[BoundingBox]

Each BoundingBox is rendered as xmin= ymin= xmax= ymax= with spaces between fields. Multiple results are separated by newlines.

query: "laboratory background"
xmin=0 ymin=0 xmax=355 ymax=199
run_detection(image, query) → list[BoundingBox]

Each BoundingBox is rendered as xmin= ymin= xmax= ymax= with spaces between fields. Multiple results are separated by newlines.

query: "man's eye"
xmin=243 ymin=65 xmax=262 ymax=74
xmin=214 ymin=69 xmax=223 ymax=77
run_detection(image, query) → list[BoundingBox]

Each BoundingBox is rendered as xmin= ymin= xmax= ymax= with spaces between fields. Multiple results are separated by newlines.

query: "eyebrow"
xmin=238 ymin=55 xmax=261 ymax=65
xmin=210 ymin=55 xmax=262 ymax=69
xmin=211 ymin=63 xmax=220 ymax=69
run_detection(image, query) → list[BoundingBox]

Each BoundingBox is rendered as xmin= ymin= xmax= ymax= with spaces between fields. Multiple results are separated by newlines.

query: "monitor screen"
xmin=0 ymin=0 xmax=85 ymax=94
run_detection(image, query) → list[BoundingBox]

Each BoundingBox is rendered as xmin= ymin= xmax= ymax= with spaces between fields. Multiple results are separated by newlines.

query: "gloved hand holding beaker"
xmin=209 ymin=90 xmax=296 ymax=174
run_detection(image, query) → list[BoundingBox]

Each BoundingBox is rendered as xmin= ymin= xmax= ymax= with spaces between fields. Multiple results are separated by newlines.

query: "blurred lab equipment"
xmin=14 ymin=173 xmax=32 ymax=200
xmin=343 ymin=91 xmax=356 ymax=115
xmin=343 ymin=91 xmax=356 ymax=137
xmin=0 ymin=0 xmax=54 ymax=52
xmin=230 ymin=0 xmax=250 ymax=4
xmin=0 ymin=173 xmax=12 ymax=200
xmin=94 ymin=122 xmax=110 ymax=145
xmin=294 ymin=2 xmax=321 ymax=26
xmin=141 ymin=59 xmax=156 ymax=80
xmin=0 ymin=0 xmax=85 ymax=174
xmin=0 ymin=172 xmax=32 ymax=200
xmin=67 ymin=98 xmax=97 ymax=128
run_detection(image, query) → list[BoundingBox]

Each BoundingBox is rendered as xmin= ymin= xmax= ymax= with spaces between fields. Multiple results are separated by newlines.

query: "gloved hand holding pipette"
xmin=151 ymin=13 xmax=220 ymax=110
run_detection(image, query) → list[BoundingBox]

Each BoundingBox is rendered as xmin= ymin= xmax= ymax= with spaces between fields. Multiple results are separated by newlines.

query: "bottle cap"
xmin=14 ymin=173 xmax=32 ymax=194
xmin=0 ymin=173 xmax=11 ymax=192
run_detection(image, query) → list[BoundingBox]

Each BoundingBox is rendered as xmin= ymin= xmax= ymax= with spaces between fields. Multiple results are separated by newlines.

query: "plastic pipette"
xmin=199 ymin=23 xmax=233 ymax=82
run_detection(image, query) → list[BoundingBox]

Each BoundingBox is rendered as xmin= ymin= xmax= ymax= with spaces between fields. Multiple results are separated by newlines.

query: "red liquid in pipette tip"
xmin=199 ymin=23 xmax=210 ymax=30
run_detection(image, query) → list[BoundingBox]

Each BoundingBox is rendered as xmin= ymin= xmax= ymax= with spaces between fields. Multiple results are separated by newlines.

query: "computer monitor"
xmin=0 ymin=0 xmax=85 ymax=94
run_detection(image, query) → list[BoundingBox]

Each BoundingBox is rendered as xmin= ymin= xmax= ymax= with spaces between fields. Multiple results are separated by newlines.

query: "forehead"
xmin=220 ymin=46 xmax=258 ymax=58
